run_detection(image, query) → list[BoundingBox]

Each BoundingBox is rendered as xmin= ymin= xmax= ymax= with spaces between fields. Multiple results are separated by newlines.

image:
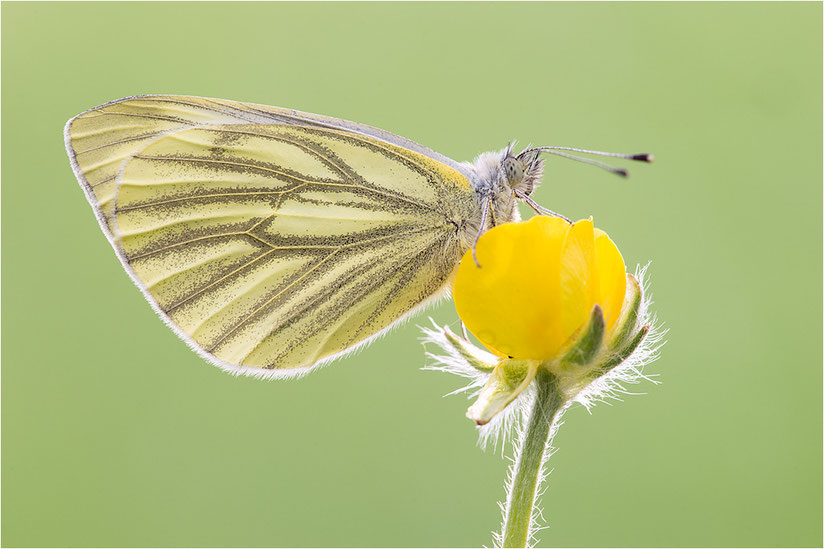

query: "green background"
xmin=2 ymin=2 xmax=821 ymax=547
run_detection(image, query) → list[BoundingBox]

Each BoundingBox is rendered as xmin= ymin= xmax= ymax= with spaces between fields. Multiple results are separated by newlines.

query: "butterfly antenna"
xmin=518 ymin=146 xmax=653 ymax=178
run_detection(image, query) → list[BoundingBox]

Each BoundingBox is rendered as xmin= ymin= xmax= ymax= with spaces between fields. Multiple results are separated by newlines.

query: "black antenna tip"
xmin=616 ymin=168 xmax=630 ymax=178
xmin=632 ymin=153 xmax=654 ymax=163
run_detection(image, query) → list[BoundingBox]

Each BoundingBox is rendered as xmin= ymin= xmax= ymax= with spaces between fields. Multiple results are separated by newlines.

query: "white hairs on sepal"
xmin=420 ymin=319 xmax=523 ymax=452
xmin=571 ymin=263 xmax=666 ymax=412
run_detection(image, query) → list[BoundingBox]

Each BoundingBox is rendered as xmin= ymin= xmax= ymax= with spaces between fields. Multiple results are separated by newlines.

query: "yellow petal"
xmin=594 ymin=230 xmax=627 ymax=332
xmin=559 ymin=219 xmax=598 ymax=344
xmin=453 ymin=216 xmax=569 ymax=359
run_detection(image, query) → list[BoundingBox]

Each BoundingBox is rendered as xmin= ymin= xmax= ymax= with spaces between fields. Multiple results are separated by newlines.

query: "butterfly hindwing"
xmin=66 ymin=101 xmax=478 ymax=377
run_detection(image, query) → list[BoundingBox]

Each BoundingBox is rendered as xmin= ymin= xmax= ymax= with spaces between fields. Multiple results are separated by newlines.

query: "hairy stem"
xmin=501 ymin=369 xmax=566 ymax=548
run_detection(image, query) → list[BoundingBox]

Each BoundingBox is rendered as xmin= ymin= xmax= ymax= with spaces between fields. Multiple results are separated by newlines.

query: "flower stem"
xmin=501 ymin=369 xmax=566 ymax=548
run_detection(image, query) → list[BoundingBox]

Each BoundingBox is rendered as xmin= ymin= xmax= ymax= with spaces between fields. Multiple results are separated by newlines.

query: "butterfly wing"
xmin=65 ymin=95 xmax=473 ymax=237
xmin=65 ymin=98 xmax=478 ymax=377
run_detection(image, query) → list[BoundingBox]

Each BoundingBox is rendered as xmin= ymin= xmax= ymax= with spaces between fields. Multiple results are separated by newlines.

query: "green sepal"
xmin=609 ymin=274 xmax=642 ymax=350
xmin=587 ymin=323 xmax=650 ymax=381
xmin=467 ymin=359 xmax=539 ymax=425
xmin=442 ymin=325 xmax=495 ymax=372
xmin=560 ymin=305 xmax=606 ymax=367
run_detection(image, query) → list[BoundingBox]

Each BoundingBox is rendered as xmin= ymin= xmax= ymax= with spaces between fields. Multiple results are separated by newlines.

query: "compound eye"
xmin=503 ymin=156 xmax=525 ymax=185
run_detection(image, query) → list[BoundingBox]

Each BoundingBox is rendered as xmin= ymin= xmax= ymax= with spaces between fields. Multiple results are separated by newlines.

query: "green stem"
xmin=501 ymin=369 xmax=566 ymax=548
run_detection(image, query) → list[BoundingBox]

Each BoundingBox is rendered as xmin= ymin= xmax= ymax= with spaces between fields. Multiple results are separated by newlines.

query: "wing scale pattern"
xmin=66 ymin=97 xmax=478 ymax=376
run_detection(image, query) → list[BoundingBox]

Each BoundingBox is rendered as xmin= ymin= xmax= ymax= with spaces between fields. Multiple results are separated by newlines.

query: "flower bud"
xmin=446 ymin=217 xmax=652 ymax=419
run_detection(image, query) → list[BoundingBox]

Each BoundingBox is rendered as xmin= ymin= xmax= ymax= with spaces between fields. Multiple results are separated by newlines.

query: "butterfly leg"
xmin=514 ymin=189 xmax=571 ymax=223
xmin=472 ymin=196 xmax=492 ymax=267
xmin=461 ymin=320 xmax=470 ymax=341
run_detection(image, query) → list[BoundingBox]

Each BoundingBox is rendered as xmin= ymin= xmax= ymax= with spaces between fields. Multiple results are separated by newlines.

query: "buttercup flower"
xmin=448 ymin=217 xmax=650 ymax=424
xmin=421 ymin=215 xmax=661 ymax=548
xmin=454 ymin=216 xmax=626 ymax=360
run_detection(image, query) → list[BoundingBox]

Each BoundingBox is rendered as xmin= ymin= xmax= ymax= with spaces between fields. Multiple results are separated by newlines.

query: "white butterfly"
xmin=65 ymin=95 xmax=649 ymax=379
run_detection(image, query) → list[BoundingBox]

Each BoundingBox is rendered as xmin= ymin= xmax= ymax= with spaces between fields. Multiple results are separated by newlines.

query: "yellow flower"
xmin=453 ymin=217 xmax=627 ymax=362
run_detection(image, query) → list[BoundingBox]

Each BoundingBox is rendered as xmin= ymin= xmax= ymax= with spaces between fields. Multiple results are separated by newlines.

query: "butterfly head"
xmin=504 ymin=146 xmax=544 ymax=197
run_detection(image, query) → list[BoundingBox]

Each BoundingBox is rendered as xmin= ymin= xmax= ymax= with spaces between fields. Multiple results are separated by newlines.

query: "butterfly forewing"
xmin=66 ymin=99 xmax=477 ymax=377
xmin=67 ymin=95 xmax=470 ymax=236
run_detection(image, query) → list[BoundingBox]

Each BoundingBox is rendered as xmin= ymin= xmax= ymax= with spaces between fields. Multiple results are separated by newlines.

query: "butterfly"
xmin=64 ymin=95 xmax=650 ymax=379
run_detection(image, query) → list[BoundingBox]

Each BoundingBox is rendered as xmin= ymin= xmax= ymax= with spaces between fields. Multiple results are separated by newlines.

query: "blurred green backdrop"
xmin=2 ymin=2 xmax=821 ymax=547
